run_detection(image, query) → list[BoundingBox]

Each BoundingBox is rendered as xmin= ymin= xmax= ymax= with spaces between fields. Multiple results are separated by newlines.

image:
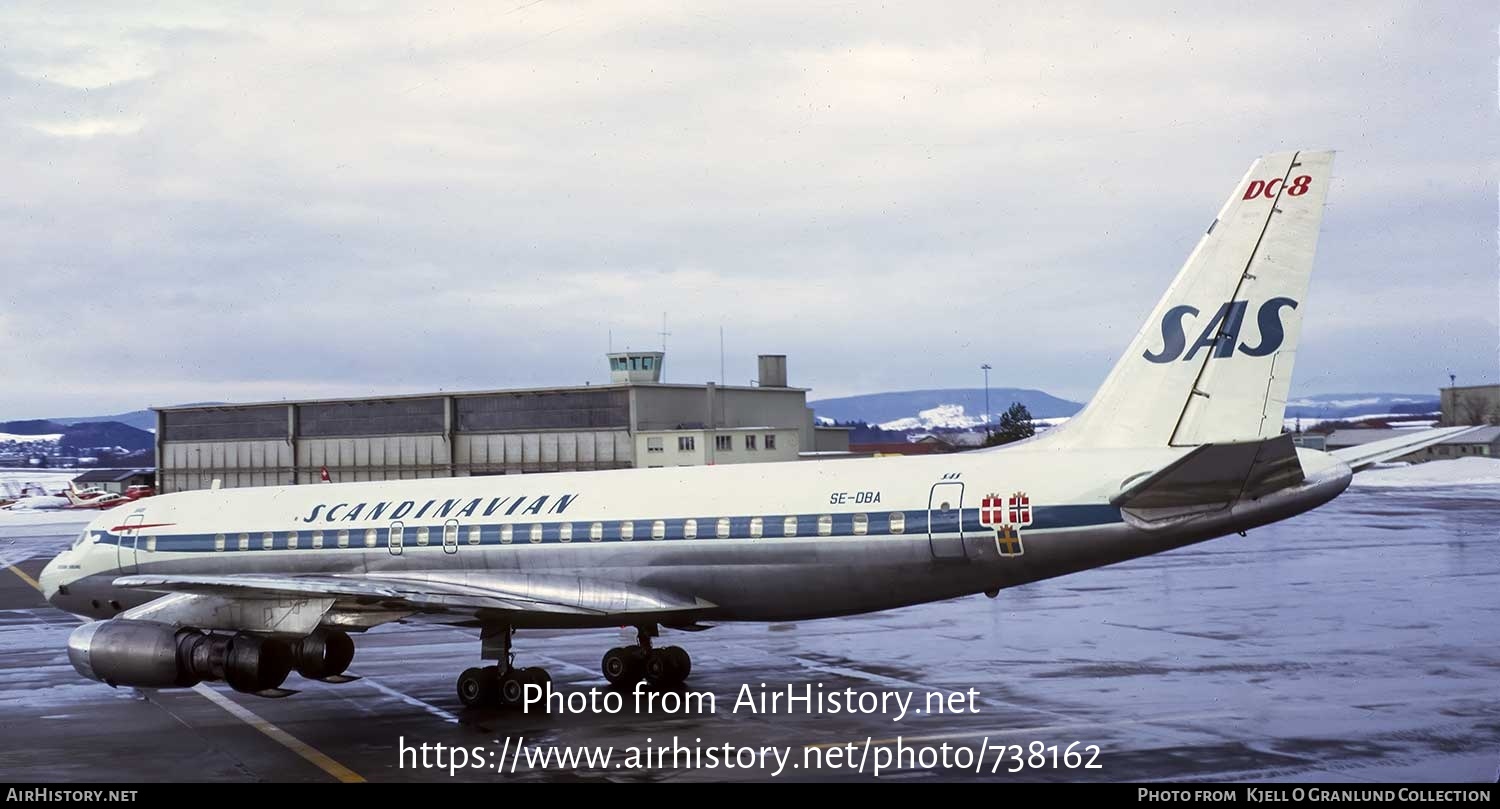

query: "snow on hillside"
xmin=0 ymin=433 xmax=62 ymax=444
xmin=879 ymin=404 xmax=987 ymax=431
xmin=1350 ymin=457 xmax=1500 ymax=488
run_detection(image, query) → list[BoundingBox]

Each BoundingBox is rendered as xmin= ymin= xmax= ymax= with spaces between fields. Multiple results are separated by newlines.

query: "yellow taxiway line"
xmin=5 ymin=561 xmax=365 ymax=783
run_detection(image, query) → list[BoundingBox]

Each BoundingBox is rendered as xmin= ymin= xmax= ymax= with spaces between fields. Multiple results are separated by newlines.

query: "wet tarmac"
xmin=1 ymin=486 xmax=1496 ymax=782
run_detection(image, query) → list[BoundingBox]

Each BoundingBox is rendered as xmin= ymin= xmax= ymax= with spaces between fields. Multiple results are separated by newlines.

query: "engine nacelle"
xmin=67 ymin=620 xmax=294 ymax=694
xmin=293 ymin=629 xmax=355 ymax=679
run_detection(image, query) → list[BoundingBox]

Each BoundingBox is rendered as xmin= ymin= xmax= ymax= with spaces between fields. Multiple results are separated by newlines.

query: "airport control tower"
xmin=607 ymin=351 xmax=665 ymax=384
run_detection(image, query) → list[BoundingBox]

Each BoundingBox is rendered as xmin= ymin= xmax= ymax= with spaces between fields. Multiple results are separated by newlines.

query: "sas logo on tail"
xmin=1143 ymin=297 xmax=1297 ymax=364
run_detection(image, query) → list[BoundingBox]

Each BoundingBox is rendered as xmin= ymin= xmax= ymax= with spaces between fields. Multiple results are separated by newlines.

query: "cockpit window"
xmin=71 ymin=531 xmax=88 ymax=549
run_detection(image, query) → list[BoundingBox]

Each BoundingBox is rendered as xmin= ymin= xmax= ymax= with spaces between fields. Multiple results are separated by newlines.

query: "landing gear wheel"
xmin=457 ymin=666 xmax=498 ymax=708
xmin=499 ymin=668 xmax=527 ymax=707
xmin=646 ymin=646 xmax=692 ymax=687
xmin=602 ymin=646 xmax=646 ymax=686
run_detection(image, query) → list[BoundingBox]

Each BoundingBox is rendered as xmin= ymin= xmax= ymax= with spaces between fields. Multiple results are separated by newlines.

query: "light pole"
xmin=981 ymin=363 xmax=993 ymax=439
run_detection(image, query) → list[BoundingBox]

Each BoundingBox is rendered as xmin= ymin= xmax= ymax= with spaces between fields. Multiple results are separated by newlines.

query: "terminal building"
xmin=154 ymin=352 xmax=852 ymax=493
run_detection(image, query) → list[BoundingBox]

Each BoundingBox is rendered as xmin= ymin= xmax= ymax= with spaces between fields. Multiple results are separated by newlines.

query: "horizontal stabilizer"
xmin=1330 ymin=426 xmax=1484 ymax=472
xmin=1111 ymin=433 xmax=1304 ymax=517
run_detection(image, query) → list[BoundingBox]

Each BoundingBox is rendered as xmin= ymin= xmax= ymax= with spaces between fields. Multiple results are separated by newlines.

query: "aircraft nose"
xmin=38 ymin=554 xmax=64 ymax=605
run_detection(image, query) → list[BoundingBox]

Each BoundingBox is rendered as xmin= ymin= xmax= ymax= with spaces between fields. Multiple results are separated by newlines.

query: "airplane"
xmin=39 ymin=149 xmax=1472 ymax=708
xmin=61 ymin=483 xmax=134 ymax=511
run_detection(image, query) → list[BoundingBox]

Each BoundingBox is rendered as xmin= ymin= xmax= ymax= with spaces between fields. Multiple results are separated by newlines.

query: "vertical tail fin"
xmin=1054 ymin=150 xmax=1335 ymax=449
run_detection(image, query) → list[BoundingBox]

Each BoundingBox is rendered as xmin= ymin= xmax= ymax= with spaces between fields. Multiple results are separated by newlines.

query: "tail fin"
xmin=1055 ymin=150 xmax=1334 ymax=448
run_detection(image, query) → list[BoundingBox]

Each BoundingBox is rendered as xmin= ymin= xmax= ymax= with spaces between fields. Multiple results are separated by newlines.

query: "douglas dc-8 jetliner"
xmin=40 ymin=150 xmax=1474 ymax=708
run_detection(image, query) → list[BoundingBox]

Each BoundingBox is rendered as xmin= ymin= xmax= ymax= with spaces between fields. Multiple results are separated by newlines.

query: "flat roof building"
xmin=154 ymin=353 xmax=849 ymax=492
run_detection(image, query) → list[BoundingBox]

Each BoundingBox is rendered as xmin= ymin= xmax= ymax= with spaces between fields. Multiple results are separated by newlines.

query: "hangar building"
xmin=154 ymin=352 xmax=852 ymax=493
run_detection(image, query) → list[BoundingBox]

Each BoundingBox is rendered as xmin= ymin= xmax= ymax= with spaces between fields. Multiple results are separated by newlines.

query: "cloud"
xmin=0 ymin=1 xmax=1494 ymax=417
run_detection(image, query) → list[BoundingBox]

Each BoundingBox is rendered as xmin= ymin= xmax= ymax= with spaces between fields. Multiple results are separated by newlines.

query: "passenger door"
xmin=116 ymin=514 xmax=145 ymax=574
xmin=926 ymin=482 xmax=966 ymax=561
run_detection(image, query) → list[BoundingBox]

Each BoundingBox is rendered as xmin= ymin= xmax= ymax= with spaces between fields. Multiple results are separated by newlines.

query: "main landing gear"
xmin=602 ymin=624 xmax=691 ymax=688
xmin=456 ymin=626 xmax=552 ymax=709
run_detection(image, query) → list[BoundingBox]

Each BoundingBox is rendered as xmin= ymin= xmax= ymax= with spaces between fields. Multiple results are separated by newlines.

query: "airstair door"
xmin=927 ymin=482 xmax=967 ymax=561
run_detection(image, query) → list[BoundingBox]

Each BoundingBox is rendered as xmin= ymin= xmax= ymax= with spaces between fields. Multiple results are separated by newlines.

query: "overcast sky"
xmin=2 ymin=1 xmax=1495 ymax=418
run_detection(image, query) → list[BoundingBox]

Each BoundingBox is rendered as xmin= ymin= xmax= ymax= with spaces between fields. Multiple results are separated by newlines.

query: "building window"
xmin=716 ymin=517 xmax=730 ymax=538
xmin=765 ymin=434 xmax=776 ymax=450
xmin=890 ymin=513 xmax=905 ymax=534
xmin=817 ymin=515 xmax=832 ymax=536
xmin=678 ymin=436 xmax=695 ymax=452
xmin=716 ymin=435 xmax=732 ymax=451
xmin=647 ymin=437 xmax=664 ymax=453
xmin=853 ymin=514 xmax=868 ymax=535
xmin=652 ymin=520 xmax=666 ymax=540
xmin=750 ymin=517 xmax=763 ymax=538
xmin=745 ymin=434 xmax=757 ymax=451
xmin=783 ymin=516 xmax=798 ymax=536
xmin=684 ymin=519 xmax=698 ymax=539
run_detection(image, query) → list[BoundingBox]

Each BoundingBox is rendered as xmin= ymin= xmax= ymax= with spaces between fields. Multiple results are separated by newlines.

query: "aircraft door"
xmin=116 ymin=514 xmax=145 ymax=574
xmin=927 ymin=482 xmax=967 ymax=561
xmin=442 ymin=520 xmax=459 ymax=555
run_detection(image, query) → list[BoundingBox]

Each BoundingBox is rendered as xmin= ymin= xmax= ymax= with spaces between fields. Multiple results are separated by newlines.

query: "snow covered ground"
xmin=1349 ymin=457 xmax=1500 ymax=488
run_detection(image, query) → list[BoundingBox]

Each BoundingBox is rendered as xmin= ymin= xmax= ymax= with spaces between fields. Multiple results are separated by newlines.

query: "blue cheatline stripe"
xmin=98 ymin=504 xmax=1123 ymax=553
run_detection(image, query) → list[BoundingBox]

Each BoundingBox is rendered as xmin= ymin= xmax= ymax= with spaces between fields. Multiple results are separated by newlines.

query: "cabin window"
xmin=311 ymin=530 xmax=323 ymax=549
xmin=416 ymin=526 xmax=430 ymax=546
xmin=853 ymin=514 xmax=869 ymax=535
xmin=684 ymin=519 xmax=698 ymax=539
xmin=817 ymin=515 xmax=832 ymax=536
xmin=337 ymin=529 xmax=349 ymax=548
xmin=443 ymin=521 xmax=458 ymax=553
xmin=501 ymin=524 xmax=514 ymax=544
xmin=652 ymin=520 xmax=666 ymax=540
xmin=783 ymin=516 xmax=798 ymax=536
xmin=145 ymin=536 xmax=157 ymax=552
xmin=620 ymin=521 xmax=634 ymax=541
xmin=716 ymin=517 xmax=730 ymax=538
xmin=287 ymin=531 xmax=299 ymax=550
xmin=364 ymin=528 xmax=377 ymax=548
xmin=262 ymin=532 xmax=275 ymax=550
xmin=238 ymin=533 xmax=250 ymax=551
xmin=530 ymin=524 xmax=543 ymax=543
xmin=890 ymin=512 xmax=905 ymax=534
xmin=750 ymin=517 xmax=763 ymax=538
xmin=467 ymin=525 xmax=482 ymax=545
xmin=590 ymin=522 xmax=603 ymax=541
xmin=559 ymin=523 xmax=573 ymax=543
xmin=388 ymin=523 xmax=403 ymax=555
xmin=214 ymin=534 xmax=226 ymax=551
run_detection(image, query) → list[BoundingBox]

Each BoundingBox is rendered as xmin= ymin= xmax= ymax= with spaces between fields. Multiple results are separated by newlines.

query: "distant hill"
xmin=1283 ymin=393 xmax=1440 ymax=420
xmin=0 ymin=419 xmax=154 ymax=453
xmin=53 ymin=409 xmax=157 ymax=432
xmin=810 ymin=388 xmax=1083 ymax=427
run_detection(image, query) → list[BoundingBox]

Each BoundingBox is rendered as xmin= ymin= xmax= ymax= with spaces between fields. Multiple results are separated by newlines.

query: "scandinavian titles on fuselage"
xmin=299 ymin=493 xmax=579 ymax=523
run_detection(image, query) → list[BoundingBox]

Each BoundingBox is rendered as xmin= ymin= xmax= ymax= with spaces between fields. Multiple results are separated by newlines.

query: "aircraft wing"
xmin=112 ymin=570 xmax=716 ymax=630
xmin=1329 ymin=425 xmax=1482 ymax=472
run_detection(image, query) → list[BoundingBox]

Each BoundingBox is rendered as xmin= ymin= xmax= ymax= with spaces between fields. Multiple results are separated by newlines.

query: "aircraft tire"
xmin=457 ymin=666 xmax=497 ymax=708
xmin=602 ymin=646 xmax=645 ymax=686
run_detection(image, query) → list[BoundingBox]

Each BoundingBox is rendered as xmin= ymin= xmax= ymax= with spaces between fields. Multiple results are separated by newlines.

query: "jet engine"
xmin=67 ymin=620 xmax=296 ymax=694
